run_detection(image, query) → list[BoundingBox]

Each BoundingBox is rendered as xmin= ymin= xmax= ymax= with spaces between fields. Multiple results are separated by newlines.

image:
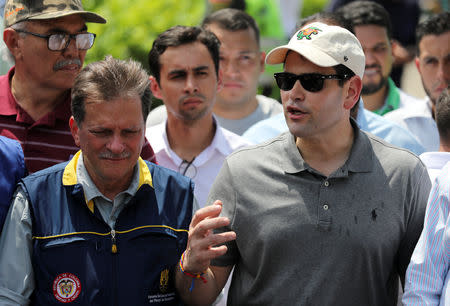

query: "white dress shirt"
xmin=420 ymin=151 xmax=450 ymax=182
xmin=146 ymin=119 xmax=250 ymax=207
xmin=384 ymin=97 xmax=438 ymax=151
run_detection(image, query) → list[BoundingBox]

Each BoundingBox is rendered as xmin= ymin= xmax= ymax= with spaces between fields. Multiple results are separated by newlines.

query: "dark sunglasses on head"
xmin=274 ymin=72 xmax=350 ymax=92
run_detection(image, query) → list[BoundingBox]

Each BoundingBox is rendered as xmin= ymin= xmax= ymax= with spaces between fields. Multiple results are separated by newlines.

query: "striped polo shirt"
xmin=0 ymin=67 xmax=156 ymax=174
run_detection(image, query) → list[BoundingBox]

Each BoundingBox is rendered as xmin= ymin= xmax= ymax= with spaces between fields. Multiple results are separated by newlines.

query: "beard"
xmin=362 ymin=76 xmax=388 ymax=95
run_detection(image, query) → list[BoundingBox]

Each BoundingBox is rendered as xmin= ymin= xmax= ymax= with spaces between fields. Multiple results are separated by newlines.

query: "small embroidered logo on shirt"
xmin=160 ymin=269 xmax=170 ymax=293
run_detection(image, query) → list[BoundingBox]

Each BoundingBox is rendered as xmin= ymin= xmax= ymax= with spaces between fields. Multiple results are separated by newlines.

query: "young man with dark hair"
xmin=147 ymin=9 xmax=282 ymax=135
xmin=337 ymin=1 xmax=422 ymax=115
xmin=146 ymin=26 xmax=249 ymax=208
xmin=385 ymin=12 xmax=450 ymax=151
xmin=419 ymin=88 xmax=450 ymax=181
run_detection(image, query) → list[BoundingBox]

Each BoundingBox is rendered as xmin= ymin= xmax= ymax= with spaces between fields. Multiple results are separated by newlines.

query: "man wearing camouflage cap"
xmin=0 ymin=0 xmax=156 ymax=174
xmin=175 ymin=22 xmax=431 ymax=305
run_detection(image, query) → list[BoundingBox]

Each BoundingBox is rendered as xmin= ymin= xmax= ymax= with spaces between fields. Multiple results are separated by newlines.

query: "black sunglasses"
xmin=274 ymin=72 xmax=350 ymax=92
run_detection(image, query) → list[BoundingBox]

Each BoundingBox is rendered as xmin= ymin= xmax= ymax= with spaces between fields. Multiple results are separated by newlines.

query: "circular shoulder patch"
xmin=53 ymin=273 xmax=81 ymax=303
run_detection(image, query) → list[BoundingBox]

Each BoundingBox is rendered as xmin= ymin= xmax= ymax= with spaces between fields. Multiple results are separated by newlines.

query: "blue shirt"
xmin=0 ymin=136 xmax=26 ymax=232
xmin=403 ymin=162 xmax=450 ymax=306
xmin=242 ymin=99 xmax=425 ymax=155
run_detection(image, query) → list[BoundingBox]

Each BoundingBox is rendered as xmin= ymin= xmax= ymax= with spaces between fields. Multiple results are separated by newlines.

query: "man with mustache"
xmin=0 ymin=56 xmax=194 ymax=305
xmin=385 ymin=12 xmax=450 ymax=152
xmin=0 ymin=0 xmax=156 ymax=174
xmin=337 ymin=1 xmax=422 ymax=116
xmin=146 ymin=25 xmax=249 ymax=209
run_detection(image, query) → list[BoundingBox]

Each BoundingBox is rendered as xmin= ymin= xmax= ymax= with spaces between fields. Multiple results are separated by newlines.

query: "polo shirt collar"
xmin=207 ymin=116 xmax=236 ymax=156
xmin=77 ymin=152 xmax=140 ymax=204
xmin=0 ymin=66 xmax=72 ymax=126
xmin=375 ymin=77 xmax=400 ymax=116
xmin=63 ymin=150 xmax=153 ymax=213
xmin=282 ymin=118 xmax=374 ymax=175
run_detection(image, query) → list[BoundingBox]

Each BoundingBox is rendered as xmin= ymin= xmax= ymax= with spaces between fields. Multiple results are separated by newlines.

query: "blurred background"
xmin=0 ymin=0 xmax=447 ymax=104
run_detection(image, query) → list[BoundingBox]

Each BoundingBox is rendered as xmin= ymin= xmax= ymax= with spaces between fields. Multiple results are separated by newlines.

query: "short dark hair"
xmin=296 ymin=11 xmax=354 ymax=34
xmin=416 ymin=12 xmax=450 ymax=56
xmin=436 ymin=88 xmax=450 ymax=142
xmin=71 ymin=56 xmax=151 ymax=126
xmin=337 ymin=1 xmax=392 ymax=40
xmin=202 ymin=8 xmax=260 ymax=46
xmin=148 ymin=25 xmax=220 ymax=84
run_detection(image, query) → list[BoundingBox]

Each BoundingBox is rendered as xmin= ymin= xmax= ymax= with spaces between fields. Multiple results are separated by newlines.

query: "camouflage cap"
xmin=4 ymin=0 xmax=107 ymax=27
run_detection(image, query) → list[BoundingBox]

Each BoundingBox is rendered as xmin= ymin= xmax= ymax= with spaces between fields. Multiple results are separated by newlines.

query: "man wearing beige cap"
xmin=0 ymin=0 xmax=156 ymax=174
xmin=175 ymin=22 xmax=431 ymax=305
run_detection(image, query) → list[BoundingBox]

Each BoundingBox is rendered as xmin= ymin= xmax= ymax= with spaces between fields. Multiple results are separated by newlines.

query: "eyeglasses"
xmin=274 ymin=72 xmax=349 ymax=92
xmin=14 ymin=29 xmax=96 ymax=51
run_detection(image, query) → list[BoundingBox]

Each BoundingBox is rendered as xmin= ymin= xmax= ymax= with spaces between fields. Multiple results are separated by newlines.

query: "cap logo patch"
xmin=5 ymin=7 xmax=24 ymax=19
xmin=53 ymin=273 xmax=81 ymax=303
xmin=297 ymin=27 xmax=322 ymax=40
xmin=344 ymin=56 xmax=349 ymax=62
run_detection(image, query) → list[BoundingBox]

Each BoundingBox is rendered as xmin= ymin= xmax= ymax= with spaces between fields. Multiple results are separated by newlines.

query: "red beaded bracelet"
xmin=179 ymin=251 xmax=207 ymax=292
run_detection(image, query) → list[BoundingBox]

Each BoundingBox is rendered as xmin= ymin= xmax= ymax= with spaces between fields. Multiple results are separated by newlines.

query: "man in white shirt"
xmin=146 ymin=9 xmax=282 ymax=135
xmin=384 ymin=12 xmax=449 ymax=151
xmin=420 ymin=88 xmax=450 ymax=181
xmin=146 ymin=25 xmax=249 ymax=208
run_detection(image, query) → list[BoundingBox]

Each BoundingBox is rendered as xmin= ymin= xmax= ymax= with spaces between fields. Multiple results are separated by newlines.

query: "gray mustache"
xmin=53 ymin=59 xmax=82 ymax=71
xmin=99 ymin=151 xmax=131 ymax=159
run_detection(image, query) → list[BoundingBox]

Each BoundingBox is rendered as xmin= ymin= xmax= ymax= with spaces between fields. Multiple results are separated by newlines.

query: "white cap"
xmin=266 ymin=22 xmax=365 ymax=78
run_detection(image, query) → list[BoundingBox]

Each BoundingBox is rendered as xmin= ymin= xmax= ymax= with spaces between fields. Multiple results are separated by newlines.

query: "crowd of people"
xmin=0 ymin=0 xmax=448 ymax=305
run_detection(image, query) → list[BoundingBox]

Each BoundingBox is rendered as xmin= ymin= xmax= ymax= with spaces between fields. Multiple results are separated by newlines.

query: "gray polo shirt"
xmin=210 ymin=122 xmax=431 ymax=305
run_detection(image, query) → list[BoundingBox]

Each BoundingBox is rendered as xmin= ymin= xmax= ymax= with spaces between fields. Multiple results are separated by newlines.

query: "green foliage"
xmin=81 ymin=0 xmax=328 ymax=103
xmin=83 ymin=1 xmax=206 ymax=70
xmin=301 ymin=0 xmax=329 ymax=18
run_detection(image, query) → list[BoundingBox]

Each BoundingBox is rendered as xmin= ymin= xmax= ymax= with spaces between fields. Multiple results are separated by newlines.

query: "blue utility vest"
xmin=0 ymin=136 xmax=26 ymax=232
xmin=21 ymin=152 xmax=193 ymax=305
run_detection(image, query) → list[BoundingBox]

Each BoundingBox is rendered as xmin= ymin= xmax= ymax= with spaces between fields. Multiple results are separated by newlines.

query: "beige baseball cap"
xmin=266 ymin=22 xmax=365 ymax=78
xmin=4 ymin=0 xmax=106 ymax=27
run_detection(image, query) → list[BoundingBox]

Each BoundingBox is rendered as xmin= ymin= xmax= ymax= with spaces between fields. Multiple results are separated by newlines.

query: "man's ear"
xmin=3 ymin=28 xmax=22 ymax=60
xmin=343 ymin=76 xmax=362 ymax=110
xmin=69 ymin=116 xmax=81 ymax=147
xmin=415 ymin=57 xmax=421 ymax=74
xmin=149 ymin=75 xmax=163 ymax=100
